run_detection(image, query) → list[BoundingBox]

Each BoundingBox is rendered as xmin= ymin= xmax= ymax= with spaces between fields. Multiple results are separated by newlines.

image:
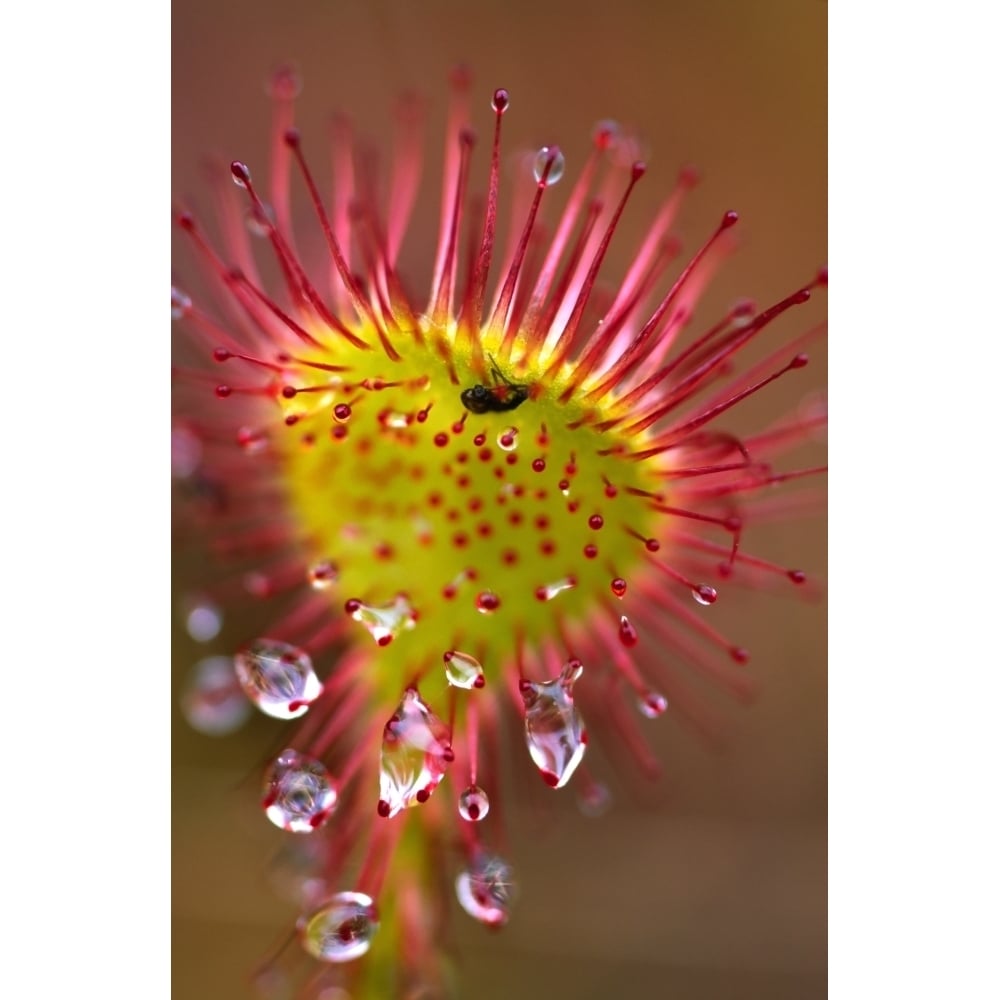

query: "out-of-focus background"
xmin=173 ymin=1 xmax=827 ymax=997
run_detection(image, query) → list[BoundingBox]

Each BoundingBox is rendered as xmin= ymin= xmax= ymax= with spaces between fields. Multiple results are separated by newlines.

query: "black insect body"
xmin=460 ymin=362 xmax=532 ymax=414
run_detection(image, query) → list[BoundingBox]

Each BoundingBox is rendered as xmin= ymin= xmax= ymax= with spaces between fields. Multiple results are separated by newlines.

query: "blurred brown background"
xmin=172 ymin=1 xmax=827 ymax=997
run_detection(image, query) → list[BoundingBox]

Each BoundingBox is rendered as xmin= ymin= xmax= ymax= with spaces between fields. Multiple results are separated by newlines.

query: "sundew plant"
xmin=173 ymin=66 xmax=826 ymax=997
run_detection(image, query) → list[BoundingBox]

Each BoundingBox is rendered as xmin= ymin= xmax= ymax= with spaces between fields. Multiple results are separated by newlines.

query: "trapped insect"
xmin=460 ymin=359 xmax=532 ymax=414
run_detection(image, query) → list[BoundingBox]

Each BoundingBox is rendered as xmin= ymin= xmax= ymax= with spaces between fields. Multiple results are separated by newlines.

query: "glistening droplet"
xmin=262 ymin=749 xmax=338 ymax=833
xmin=638 ymin=691 xmax=668 ymax=719
xmin=496 ymin=427 xmax=519 ymax=451
xmin=378 ymin=689 xmax=453 ymax=818
xmin=692 ymin=584 xmax=718 ymax=605
xmin=443 ymin=650 xmax=486 ymax=690
xmin=534 ymin=577 xmax=576 ymax=602
xmin=234 ymin=638 xmax=322 ymax=719
xmin=299 ymin=891 xmax=379 ymax=963
xmin=170 ymin=286 xmax=192 ymax=320
xmin=458 ymin=784 xmax=490 ymax=822
xmin=245 ymin=201 xmax=275 ymax=237
xmin=308 ymin=560 xmax=339 ymax=590
xmin=183 ymin=597 xmax=223 ymax=642
xmin=521 ymin=659 xmax=587 ymax=788
xmin=532 ymin=145 xmax=566 ymax=186
xmin=180 ymin=656 xmax=251 ymax=737
xmin=346 ymin=595 xmax=417 ymax=646
xmin=455 ymin=854 xmax=515 ymax=927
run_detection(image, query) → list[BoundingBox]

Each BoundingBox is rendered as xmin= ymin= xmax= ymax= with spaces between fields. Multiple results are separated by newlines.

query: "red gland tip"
xmin=491 ymin=88 xmax=510 ymax=113
xmin=176 ymin=211 xmax=195 ymax=231
xmin=592 ymin=120 xmax=620 ymax=150
xmin=377 ymin=799 xmax=391 ymax=817
xmin=678 ymin=164 xmax=701 ymax=188
xmin=449 ymin=64 xmax=472 ymax=91
xmin=790 ymin=353 xmax=809 ymax=369
xmin=816 ymin=266 xmax=828 ymax=287
xmin=283 ymin=127 xmax=301 ymax=148
xmin=213 ymin=348 xmax=231 ymax=362
xmin=230 ymin=161 xmax=251 ymax=187
xmin=721 ymin=210 xmax=739 ymax=228
xmin=269 ymin=65 xmax=302 ymax=100
xmin=631 ymin=161 xmax=647 ymax=180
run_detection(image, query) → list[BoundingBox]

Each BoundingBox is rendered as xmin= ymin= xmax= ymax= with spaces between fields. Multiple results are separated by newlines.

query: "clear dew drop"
xmin=443 ymin=650 xmax=485 ymax=690
xmin=496 ymin=427 xmax=518 ymax=451
xmin=347 ymin=595 xmax=417 ymax=646
xmin=262 ymin=749 xmax=339 ymax=833
xmin=170 ymin=285 xmax=192 ymax=320
xmin=458 ymin=784 xmax=490 ymax=822
xmin=171 ymin=424 xmax=202 ymax=479
xmin=692 ymin=584 xmax=718 ymax=606
xmin=231 ymin=160 xmax=251 ymax=188
xmin=638 ymin=691 xmax=668 ymax=719
xmin=180 ymin=656 xmax=252 ymax=737
xmin=308 ymin=560 xmax=339 ymax=590
xmin=245 ymin=202 xmax=274 ymax=237
xmin=378 ymin=689 xmax=453 ymax=818
xmin=535 ymin=576 xmax=577 ymax=601
xmin=382 ymin=410 xmax=413 ymax=429
xmin=532 ymin=145 xmax=566 ymax=186
xmin=237 ymin=426 xmax=269 ymax=455
xmin=521 ymin=659 xmax=587 ymax=789
xmin=299 ymin=891 xmax=379 ymax=964
xmin=182 ymin=596 xmax=223 ymax=643
xmin=233 ymin=638 xmax=322 ymax=719
xmin=455 ymin=854 xmax=515 ymax=927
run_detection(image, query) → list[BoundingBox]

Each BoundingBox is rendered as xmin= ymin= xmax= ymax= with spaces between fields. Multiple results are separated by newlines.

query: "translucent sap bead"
xmin=638 ymin=691 xmax=668 ymax=719
xmin=378 ymin=689 xmax=453 ymax=818
xmin=170 ymin=285 xmax=191 ymax=320
xmin=532 ymin=145 xmax=566 ymax=186
xmin=347 ymin=595 xmax=417 ymax=647
xmin=180 ymin=656 xmax=251 ymax=737
xmin=458 ymin=785 xmax=490 ymax=822
xmin=443 ymin=650 xmax=485 ymax=690
xmin=263 ymin=749 xmax=338 ymax=833
xmin=234 ymin=638 xmax=322 ymax=719
xmin=171 ymin=424 xmax=202 ymax=479
xmin=455 ymin=854 xmax=515 ymax=927
xmin=521 ymin=659 xmax=587 ymax=788
xmin=535 ymin=576 xmax=576 ymax=602
xmin=183 ymin=596 xmax=222 ymax=642
xmin=299 ymin=891 xmax=379 ymax=963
